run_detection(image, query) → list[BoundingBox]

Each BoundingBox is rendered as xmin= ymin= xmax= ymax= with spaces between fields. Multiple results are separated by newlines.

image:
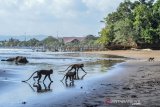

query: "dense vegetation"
xmin=1 ymin=0 xmax=160 ymax=51
xmin=0 ymin=36 xmax=60 ymax=48
xmin=0 ymin=35 xmax=99 ymax=51
xmin=98 ymin=0 xmax=160 ymax=49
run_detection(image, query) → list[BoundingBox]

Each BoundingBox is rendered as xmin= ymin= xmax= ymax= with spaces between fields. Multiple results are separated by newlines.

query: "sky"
xmin=0 ymin=0 xmax=136 ymax=37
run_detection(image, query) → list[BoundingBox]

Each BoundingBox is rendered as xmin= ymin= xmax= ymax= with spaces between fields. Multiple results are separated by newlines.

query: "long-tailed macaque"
xmin=64 ymin=64 xmax=87 ymax=74
xmin=148 ymin=57 xmax=154 ymax=62
xmin=61 ymin=71 xmax=76 ymax=81
xmin=22 ymin=69 xmax=53 ymax=82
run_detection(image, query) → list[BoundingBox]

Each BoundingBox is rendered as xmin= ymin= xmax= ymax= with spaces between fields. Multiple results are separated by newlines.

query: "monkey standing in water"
xmin=61 ymin=71 xmax=76 ymax=82
xmin=64 ymin=64 xmax=87 ymax=74
xmin=22 ymin=69 xmax=53 ymax=82
xmin=61 ymin=64 xmax=87 ymax=81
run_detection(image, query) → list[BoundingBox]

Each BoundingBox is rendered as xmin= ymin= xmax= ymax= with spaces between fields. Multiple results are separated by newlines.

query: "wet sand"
xmin=1 ymin=50 xmax=160 ymax=107
xmin=49 ymin=61 xmax=160 ymax=107
xmin=51 ymin=50 xmax=160 ymax=107
xmin=21 ymin=50 xmax=160 ymax=107
xmin=72 ymin=51 xmax=160 ymax=107
xmin=85 ymin=50 xmax=160 ymax=60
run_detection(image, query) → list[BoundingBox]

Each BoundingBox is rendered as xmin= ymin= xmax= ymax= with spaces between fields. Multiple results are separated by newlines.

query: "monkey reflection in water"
xmin=33 ymin=82 xmax=52 ymax=93
xmin=62 ymin=81 xmax=75 ymax=88
xmin=61 ymin=73 xmax=87 ymax=87
xmin=24 ymin=81 xmax=52 ymax=93
xmin=75 ymin=72 xmax=87 ymax=80
xmin=61 ymin=70 xmax=87 ymax=82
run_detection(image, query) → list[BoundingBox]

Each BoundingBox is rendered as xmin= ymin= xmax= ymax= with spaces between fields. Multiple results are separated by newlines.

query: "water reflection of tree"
xmin=86 ymin=60 xmax=123 ymax=72
xmin=100 ymin=60 xmax=123 ymax=72
xmin=101 ymin=54 xmax=126 ymax=58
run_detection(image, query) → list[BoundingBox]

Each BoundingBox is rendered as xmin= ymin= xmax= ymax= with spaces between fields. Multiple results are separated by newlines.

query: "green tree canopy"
xmin=27 ymin=38 xmax=39 ymax=47
xmin=98 ymin=0 xmax=160 ymax=49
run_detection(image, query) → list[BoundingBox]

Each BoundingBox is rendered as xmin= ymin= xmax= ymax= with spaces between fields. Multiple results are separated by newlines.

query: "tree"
xmin=6 ymin=38 xmax=20 ymax=47
xmin=98 ymin=0 xmax=134 ymax=48
xmin=80 ymin=35 xmax=98 ymax=46
xmin=41 ymin=36 xmax=60 ymax=50
xmin=97 ymin=26 xmax=114 ymax=46
xmin=133 ymin=0 xmax=158 ymax=47
xmin=27 ymin=38 xmax=39 ymax=47
xmin=113 ymin=18 xmax=136 ymax=47
xmin=98 ymin=0 xmax=160 ymax=49
xmin=42 ymin=36 xmax=59 ymax=46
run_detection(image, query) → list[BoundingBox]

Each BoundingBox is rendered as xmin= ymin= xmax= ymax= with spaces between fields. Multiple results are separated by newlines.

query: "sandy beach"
xmin=1 ymin=50 xmax=160 ymax=107
xmin=85 ymin=50 xmax=160 ymax=60
xmin=51 ymin=50 xmax=160 ymax=107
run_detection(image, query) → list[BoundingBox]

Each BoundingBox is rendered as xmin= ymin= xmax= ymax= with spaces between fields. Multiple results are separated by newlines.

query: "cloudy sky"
xmin=0 ymin=0 xmax=134 ymax=37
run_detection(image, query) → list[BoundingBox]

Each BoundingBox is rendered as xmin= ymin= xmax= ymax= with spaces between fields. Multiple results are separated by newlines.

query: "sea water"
xmin=0 ymin=48 xmax=125 ymax=107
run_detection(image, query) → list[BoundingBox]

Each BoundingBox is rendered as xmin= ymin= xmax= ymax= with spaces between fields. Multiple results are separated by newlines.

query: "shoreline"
xmin=1 ymin=50 xmax=160 ymax=107
xmin=52 ymin=59 xmax=160 ymax=107
xmin=51 ymin=50 xmax=160 ymax=107
xmin=0 ymin=51 xmax=125 ymax=107
xmin=17 ymin=61 xmax=126 ymax=107
xmin=83 ymin=50 xmax=160 ymax=60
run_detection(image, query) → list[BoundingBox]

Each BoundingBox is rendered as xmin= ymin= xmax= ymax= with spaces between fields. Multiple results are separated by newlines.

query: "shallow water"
xmin=0 ymin=49 xmax=125 ymax=107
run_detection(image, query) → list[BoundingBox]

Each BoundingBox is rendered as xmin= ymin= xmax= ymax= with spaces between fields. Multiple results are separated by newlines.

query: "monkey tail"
xmin=63 ymin=65 xmax=72 ymax=72
xmin=22 ymin=71 xmax=37 ymax=82
xmin=61 ymin=75 xmax=66 ymax=81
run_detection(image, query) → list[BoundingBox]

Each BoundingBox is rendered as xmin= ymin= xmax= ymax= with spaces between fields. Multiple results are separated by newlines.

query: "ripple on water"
xmin=0 ymin=49 xmax=126 ymax=107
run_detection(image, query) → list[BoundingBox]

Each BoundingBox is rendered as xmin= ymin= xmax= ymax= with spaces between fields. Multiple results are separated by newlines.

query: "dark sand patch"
xmin=50 ymin=60 xmax=160 ymax=107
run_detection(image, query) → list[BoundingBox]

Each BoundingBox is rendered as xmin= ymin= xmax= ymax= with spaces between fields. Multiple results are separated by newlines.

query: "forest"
xmin=1 ymin=0 xmax=160 ymax=50
xmin=0 ymin=35 xmax=99 ymax=51
xmin=97 ymin=0 xmax=160 ymax=49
